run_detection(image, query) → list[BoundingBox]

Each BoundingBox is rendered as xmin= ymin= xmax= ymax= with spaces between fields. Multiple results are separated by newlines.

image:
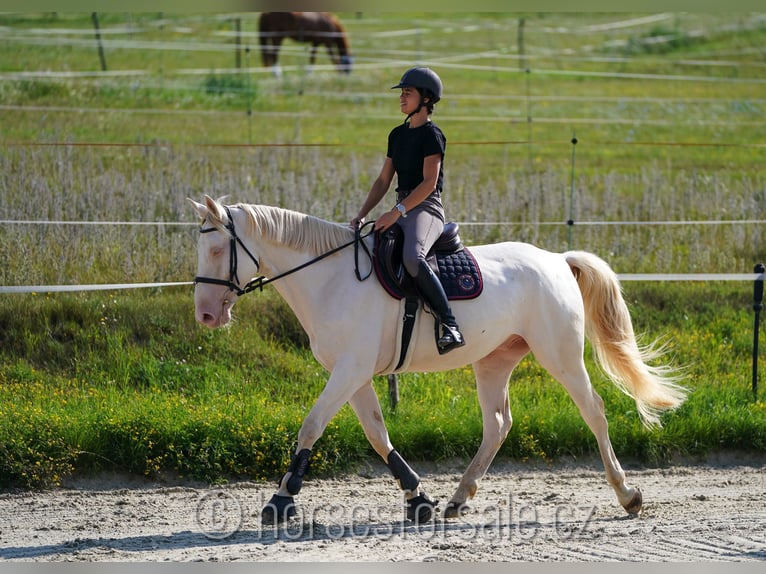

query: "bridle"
xmin=194 ymin=205 xmax=374 ymax=298
xmin=194 ymin=205 xmax=263 ymax=297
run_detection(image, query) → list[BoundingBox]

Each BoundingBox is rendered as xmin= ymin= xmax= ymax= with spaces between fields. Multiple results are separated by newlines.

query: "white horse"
xmin=190 ymin=195 xmax=687 ymax=524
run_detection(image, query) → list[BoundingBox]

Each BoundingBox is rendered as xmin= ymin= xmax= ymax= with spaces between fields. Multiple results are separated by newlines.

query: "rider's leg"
xmin=399 ymin=211 xmax=465 ymax=354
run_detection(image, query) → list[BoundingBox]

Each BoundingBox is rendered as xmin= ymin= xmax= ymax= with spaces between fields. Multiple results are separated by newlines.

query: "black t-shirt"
xmin=386 ymin=120 xmax=445 ymax=218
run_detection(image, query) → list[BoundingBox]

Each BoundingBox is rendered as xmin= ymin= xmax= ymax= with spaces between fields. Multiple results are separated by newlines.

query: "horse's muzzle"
xmin=194 ymin=287 xmax=234 ymax=328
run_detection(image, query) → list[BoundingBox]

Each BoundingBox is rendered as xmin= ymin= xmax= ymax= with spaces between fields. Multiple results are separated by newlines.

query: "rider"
xmin=351 ymin=67 xmax=465 ymax=354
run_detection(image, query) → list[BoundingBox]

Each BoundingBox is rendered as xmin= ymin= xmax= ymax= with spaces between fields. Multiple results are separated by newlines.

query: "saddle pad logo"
xmin=456 ymin=274 xmax=476 ymax=292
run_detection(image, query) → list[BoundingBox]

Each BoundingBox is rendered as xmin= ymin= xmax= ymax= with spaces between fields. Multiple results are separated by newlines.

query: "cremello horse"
xmin=190 ymin=196 xmax=686 ymax=523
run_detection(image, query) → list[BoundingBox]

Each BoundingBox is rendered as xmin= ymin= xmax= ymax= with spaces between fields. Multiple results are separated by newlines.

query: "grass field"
xmin=1 ymin=12 xmax=765 ymax=489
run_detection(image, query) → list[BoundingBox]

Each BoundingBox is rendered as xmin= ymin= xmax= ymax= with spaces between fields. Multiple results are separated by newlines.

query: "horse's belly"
xmin=405 ymin=244 xmax=578 ymax=371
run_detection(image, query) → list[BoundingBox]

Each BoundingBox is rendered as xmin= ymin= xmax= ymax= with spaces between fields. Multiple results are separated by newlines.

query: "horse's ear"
xmin=204 ymin=195 xmax=226 ymax=222
xmin=187 ymin=197 xmax=208 ymax=221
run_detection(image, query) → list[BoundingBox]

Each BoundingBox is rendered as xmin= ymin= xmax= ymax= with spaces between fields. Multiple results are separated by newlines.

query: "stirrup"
xmin=436 ymin=323 xmax=465 ymax=355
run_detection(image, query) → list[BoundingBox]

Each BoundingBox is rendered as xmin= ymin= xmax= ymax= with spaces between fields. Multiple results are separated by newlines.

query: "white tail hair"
xmin=565 ymin=251 xmax=688 ymax=428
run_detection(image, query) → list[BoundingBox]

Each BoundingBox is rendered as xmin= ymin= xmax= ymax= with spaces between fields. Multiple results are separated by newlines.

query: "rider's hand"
xmin=373 ymin=209 xmax=400 ymax=232
xmin=350 ymin=216 xmax=365 ymax=229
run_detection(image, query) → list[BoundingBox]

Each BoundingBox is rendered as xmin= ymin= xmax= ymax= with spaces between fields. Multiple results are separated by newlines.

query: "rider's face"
xmin=399 ymin=87 xmax=422 ymax=115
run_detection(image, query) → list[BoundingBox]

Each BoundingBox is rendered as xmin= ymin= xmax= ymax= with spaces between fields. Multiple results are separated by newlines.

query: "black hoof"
xmin=261 ymin=494 xmax=296 ymax=525
xmin=407 ymin=493 xmax=438 ymax=523
xmin=443 ymin=500 xmax=469 ymax=519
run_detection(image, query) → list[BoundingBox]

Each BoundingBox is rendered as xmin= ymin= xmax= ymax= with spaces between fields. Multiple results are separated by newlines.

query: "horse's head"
xmin=328 ymin=13 xmax=352 ymax=74
xmin=189 ymin=196 xmax=260 ymax=329
xmin=339 ymin=54 xmax=353 ymax=74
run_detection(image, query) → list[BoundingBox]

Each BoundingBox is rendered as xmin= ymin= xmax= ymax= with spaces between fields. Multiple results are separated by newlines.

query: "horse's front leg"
xmin=348 ymin=382 xmax=438 ymax=523
xmin=309 ymin=43 xmax=319 ymax=69
xmin=261 ymin=361 xmax=366 ymax=524
xmin=265 ymin=38 xmax=283 ymax=77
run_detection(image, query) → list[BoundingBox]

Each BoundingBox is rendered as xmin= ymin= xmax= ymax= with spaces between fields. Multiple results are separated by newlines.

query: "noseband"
xmin=194 ymin=206 xmax=262 ymax=297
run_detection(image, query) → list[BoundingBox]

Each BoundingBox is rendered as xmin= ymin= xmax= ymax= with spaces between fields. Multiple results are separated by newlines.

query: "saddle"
xmin=373 ymin=222 xmax=483 ymax=301
xmin=372 ymin=223 xmax=483 ymax=371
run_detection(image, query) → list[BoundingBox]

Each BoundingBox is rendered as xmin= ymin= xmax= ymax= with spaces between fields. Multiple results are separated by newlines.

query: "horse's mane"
xmin=233 ymin=203 xmax=355 ymax=256
xmin=326 ymin=13 xmax=350 ymax=55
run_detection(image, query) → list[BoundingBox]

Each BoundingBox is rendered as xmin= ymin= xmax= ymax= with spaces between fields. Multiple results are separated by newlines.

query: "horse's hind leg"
xmin=533 ymin=342 xmax=642 ymax=515
xmin=348 ymin=382 xmax=437 ymax=522
xmin=445 ymin=339 xmax=527 ymax=518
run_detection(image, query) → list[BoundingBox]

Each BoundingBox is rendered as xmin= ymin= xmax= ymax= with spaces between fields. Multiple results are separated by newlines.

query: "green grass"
xmin=1 ymin=12 xmax=765 ymax=489
xmin=1 ymin=282 xmax=764 ymax=490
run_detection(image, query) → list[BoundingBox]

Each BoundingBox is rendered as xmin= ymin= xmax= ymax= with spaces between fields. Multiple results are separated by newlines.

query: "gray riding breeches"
xmin=395 ymin=207 xmax=444 ymax=278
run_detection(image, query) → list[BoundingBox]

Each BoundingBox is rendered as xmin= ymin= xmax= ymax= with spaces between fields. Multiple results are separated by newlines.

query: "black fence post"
xmin=234 ymin=17 xmax=242 ymax=69
xmin=567 ymin=133 xmax=578 ymax=250
xmin=387 ymin=374 xmax=399 ymax=412
xmin=753 ymin=263 xmax=764 ymax=401
xmin=91 ymin=12 xmax=107 ymax=72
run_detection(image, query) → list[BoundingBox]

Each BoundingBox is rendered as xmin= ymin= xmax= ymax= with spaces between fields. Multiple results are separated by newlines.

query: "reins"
xmin=242 ymin=220 xmax=374 ymax=294
xmin=354 ymin=220 xmax=374 ymax=281
xmin=194 ymin=207 xmax=375 ymax=297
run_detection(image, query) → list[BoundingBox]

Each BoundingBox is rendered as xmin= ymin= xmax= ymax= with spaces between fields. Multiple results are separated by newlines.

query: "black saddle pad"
xmin=373 ymin=228 xmax=483 ymax=301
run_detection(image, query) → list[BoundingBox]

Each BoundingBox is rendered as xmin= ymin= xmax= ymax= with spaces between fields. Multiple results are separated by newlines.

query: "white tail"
xmin=565 ymin=251 xmax=688 ymax=428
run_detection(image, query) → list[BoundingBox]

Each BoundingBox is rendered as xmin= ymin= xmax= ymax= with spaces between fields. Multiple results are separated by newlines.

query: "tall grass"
xmin=1 ymin=145 xmax=763 ymax=288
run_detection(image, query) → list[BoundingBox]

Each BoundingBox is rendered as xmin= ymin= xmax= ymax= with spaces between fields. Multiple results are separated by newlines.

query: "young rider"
xmin=351 ymin=67 xmax=465 ymax=354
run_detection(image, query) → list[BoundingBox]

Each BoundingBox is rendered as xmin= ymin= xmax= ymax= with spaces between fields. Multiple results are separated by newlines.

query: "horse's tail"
xmin=564 ymin=250 xmax=687 ymax=428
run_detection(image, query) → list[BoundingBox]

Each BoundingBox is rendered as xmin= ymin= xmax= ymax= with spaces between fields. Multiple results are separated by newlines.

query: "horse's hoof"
xmin=407 ymin=493 xmax=438 ymax=523
xmin=443 ymin=501 xmax=469 ymax=519
xmin=261 ymin=494 xmax=296 ymax=524
xmin=623 ymin=487 xmax=643 ymax=516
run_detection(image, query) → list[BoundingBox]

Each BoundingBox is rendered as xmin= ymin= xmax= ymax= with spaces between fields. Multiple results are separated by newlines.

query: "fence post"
xmin=234 ymin=17 xmax=242 ymax=69
xmin=753 ymin=263 xmax=764 ymax=401
xmin=567 ymin=133 xmax=578 ymax=250
xmin=387 ymin=374 xmax=399 ymax=412
xmin=517 ymin=17 xmax=526 ymax=71
xmin=245 ymin=45 xmax=252 ymax=145
xmin=91 ymin=12 xmax=107 ymax=72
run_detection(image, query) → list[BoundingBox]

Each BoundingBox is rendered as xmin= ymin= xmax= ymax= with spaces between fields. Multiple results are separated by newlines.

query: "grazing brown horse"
xmin=258 ymin=12 xmax=352 ymax=74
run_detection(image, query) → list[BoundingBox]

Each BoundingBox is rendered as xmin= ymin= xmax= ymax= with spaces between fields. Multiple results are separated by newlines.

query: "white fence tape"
xmin=2 ymin=219 xmax=765 ymax=228
xmin=1 ymin=275 xmax=763 ymax=294
xmin=0 ymin=282 xmax=193 ymax=293
xmin=459 ymin=220 xmax=766 ymax=227
xmin=0 ymin=219 xmax=197 ymax=227
xmin=618 ymin=273 xmax=764 ymax=282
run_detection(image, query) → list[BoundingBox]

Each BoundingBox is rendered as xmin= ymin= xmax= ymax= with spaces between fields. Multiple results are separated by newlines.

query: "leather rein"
xmin=194 ymin=206 xmax=374 ymax=297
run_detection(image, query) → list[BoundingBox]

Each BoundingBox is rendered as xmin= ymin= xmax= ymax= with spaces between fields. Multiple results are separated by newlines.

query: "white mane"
xmin=234 ymin=203 xmax=355 ymax=256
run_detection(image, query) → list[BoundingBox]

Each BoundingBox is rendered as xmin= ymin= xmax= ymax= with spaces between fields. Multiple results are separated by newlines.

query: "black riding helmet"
xmin=391 ymin=67 xmax=443 ymax=123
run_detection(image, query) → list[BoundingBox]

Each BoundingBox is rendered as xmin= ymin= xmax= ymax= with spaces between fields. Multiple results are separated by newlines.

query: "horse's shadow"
xmin=0 ymin=519 xmax=529 ymax=560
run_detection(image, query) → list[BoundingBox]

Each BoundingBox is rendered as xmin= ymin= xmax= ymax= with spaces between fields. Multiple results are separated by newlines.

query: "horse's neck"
xmin=260 ymin=239 xmax=343 ymax=338
xmin=257 ymin=239 xmax=314 ymax=281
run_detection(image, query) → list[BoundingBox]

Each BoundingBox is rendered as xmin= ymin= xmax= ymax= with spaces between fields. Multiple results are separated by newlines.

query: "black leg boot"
xmin=414 ymin=260 xmax=465 ymax=354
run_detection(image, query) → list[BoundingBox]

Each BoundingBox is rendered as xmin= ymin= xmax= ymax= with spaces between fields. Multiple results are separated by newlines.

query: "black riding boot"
xmin=414 ymin=260 xmax=465 ymax=354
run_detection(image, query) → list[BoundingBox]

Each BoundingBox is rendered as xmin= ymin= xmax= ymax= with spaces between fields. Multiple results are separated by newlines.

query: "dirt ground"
xmin=1 ymin=454 xmax=764 ymax=562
